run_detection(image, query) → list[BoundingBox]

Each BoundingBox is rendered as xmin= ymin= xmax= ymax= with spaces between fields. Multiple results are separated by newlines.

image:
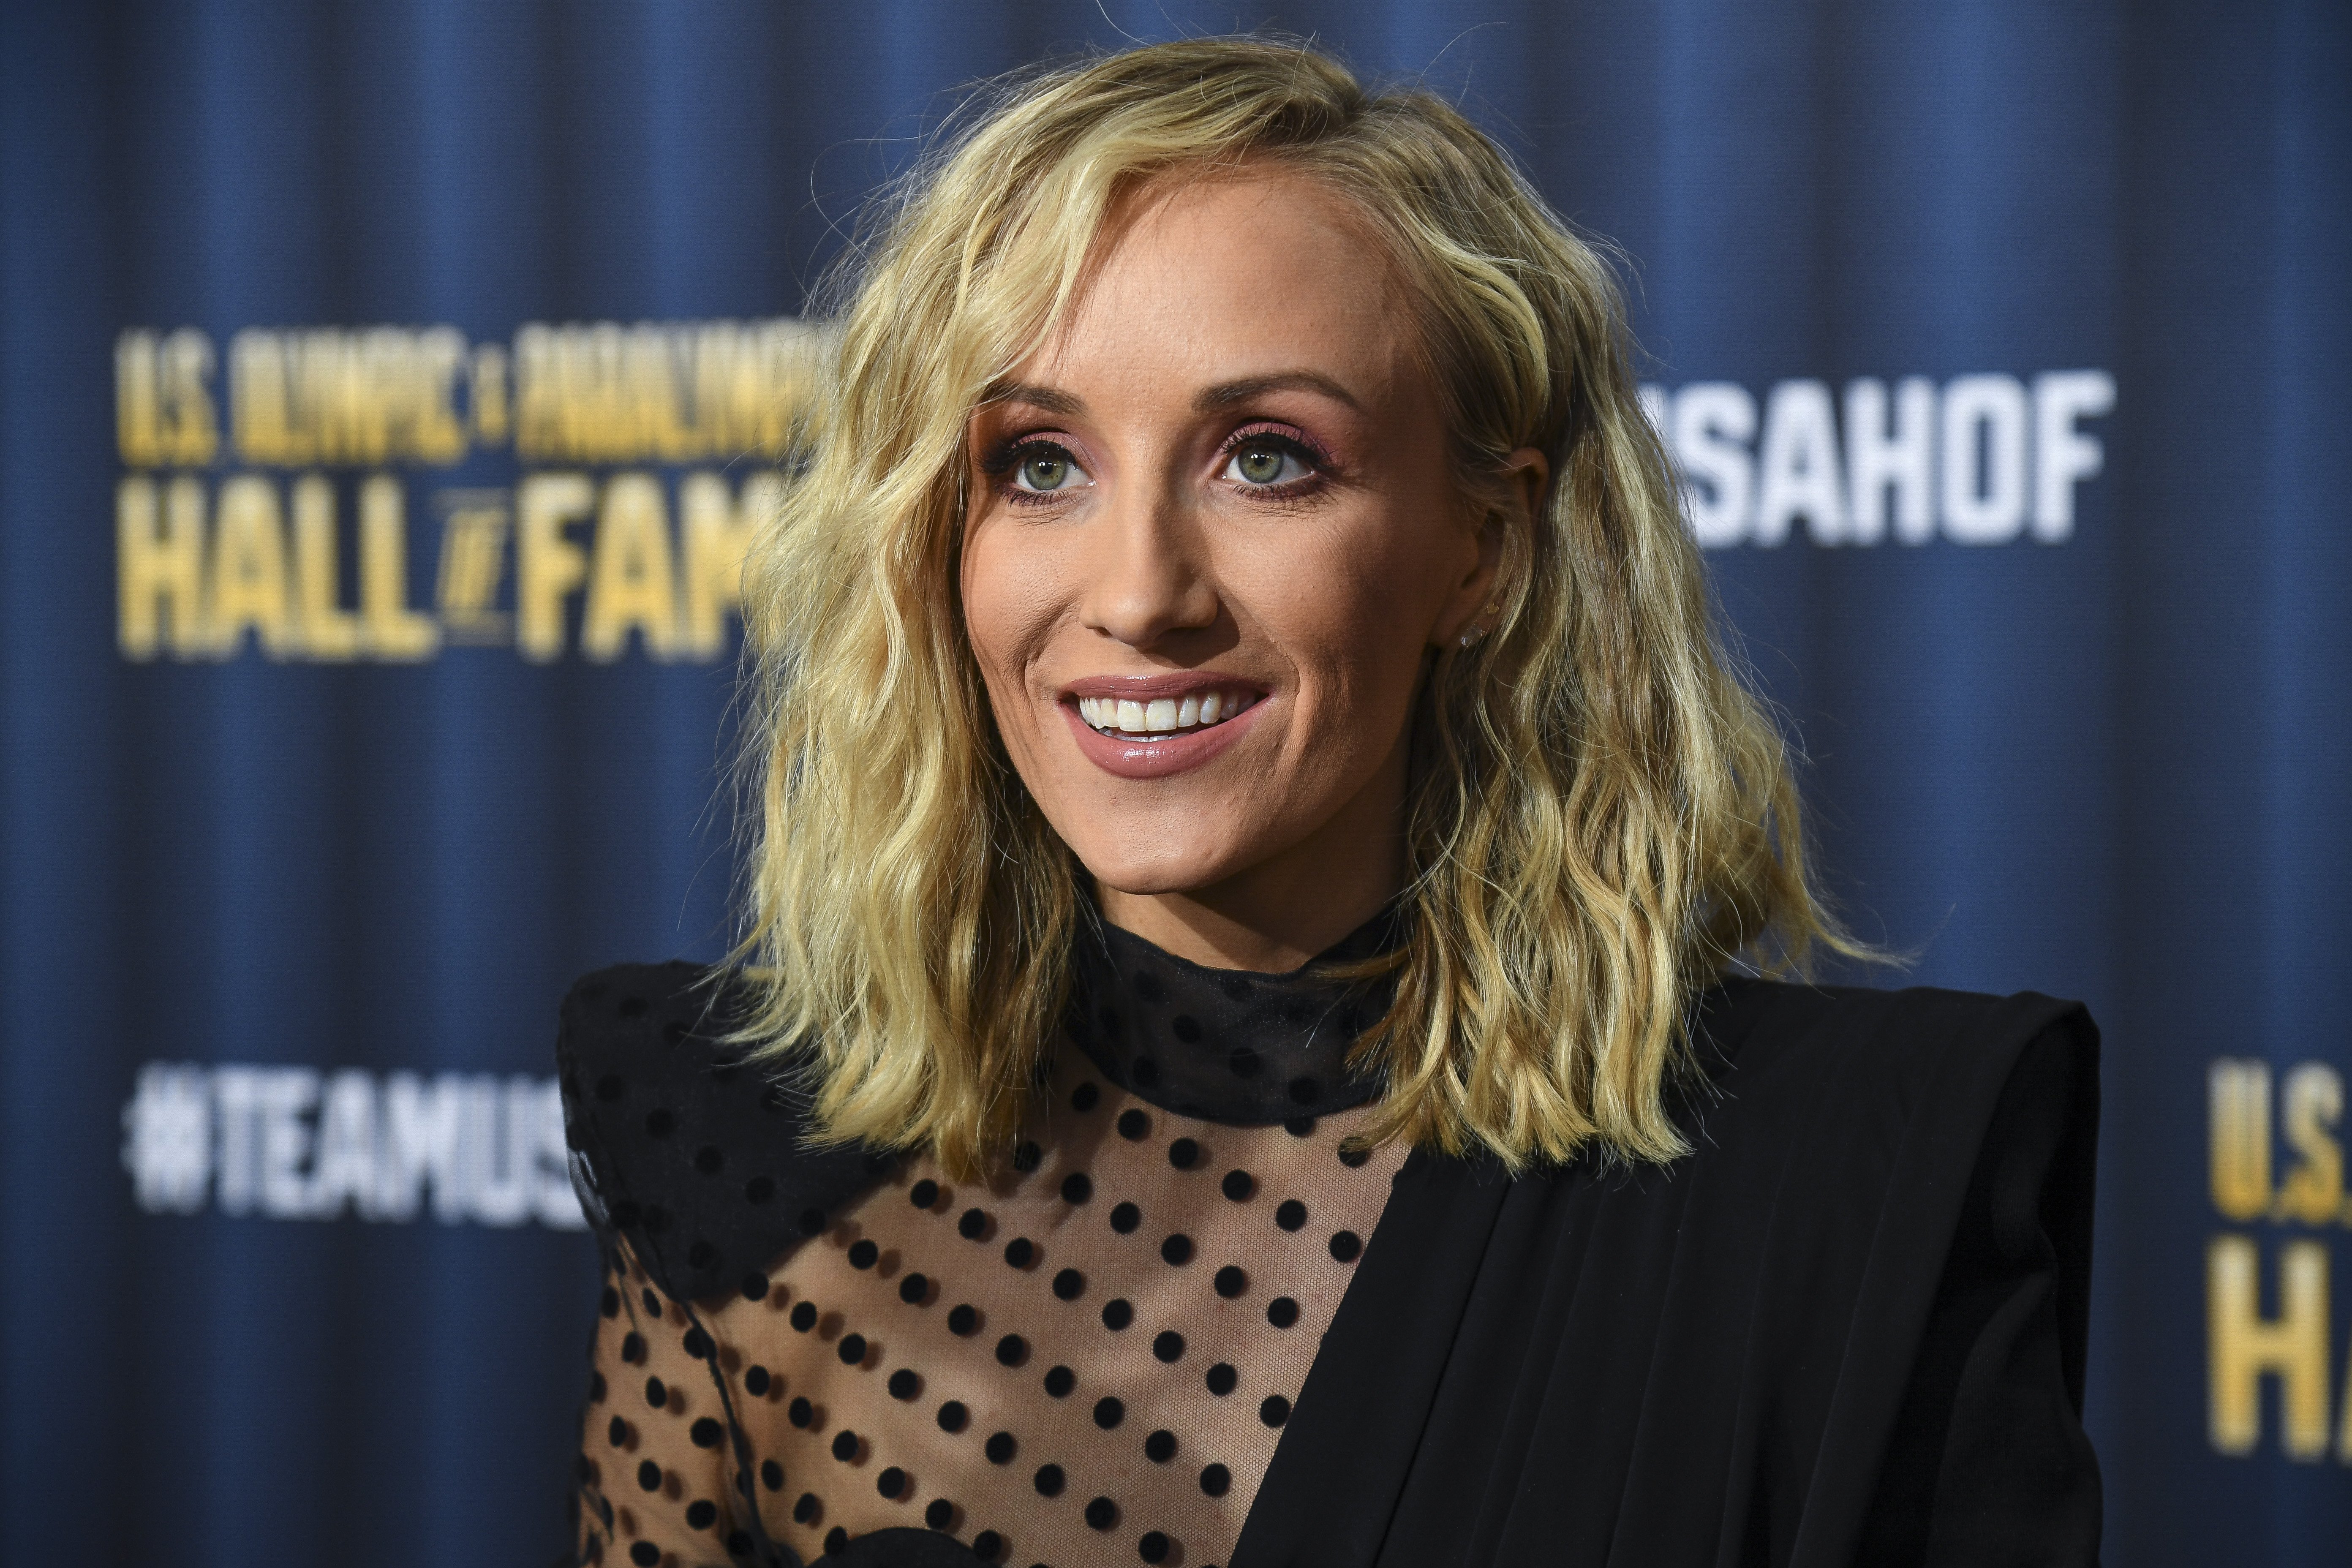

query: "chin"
xmin=1071 ymin=837 xmax=1242 ymax=899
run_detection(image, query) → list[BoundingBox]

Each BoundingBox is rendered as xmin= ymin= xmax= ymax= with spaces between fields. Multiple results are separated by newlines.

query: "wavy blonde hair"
xmin=735 ymin=35 xmax=1855 ymax=1177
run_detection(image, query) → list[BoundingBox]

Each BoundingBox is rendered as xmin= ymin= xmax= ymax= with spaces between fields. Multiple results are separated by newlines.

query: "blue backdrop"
xmin=3 ymin=2 xmax=2347 ymax=1564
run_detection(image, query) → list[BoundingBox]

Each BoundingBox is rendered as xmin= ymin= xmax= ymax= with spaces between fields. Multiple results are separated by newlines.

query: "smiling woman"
xmin=557 ymin=35 xmax=2101 ymax=1568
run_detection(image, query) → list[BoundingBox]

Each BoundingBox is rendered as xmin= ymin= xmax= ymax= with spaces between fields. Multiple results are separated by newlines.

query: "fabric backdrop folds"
xmin=0 ymin=3 xmax=2345 ymax=1565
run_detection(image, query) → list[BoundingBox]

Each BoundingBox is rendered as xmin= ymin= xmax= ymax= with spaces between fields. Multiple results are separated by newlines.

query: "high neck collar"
xmin=1060 ymin=902 xmax=1406 ymax=1127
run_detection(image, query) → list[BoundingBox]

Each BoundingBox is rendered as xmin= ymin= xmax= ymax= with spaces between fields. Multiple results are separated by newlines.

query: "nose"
xmin=1075 ymin=479 xmax=1220 ymax=650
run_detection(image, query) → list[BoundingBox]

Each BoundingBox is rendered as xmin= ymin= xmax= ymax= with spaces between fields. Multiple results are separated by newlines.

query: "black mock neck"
xmin=1059 ymin=904 xmax=1405 ymax=1126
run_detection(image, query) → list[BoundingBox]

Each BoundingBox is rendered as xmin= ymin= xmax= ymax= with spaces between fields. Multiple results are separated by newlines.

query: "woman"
xmin=561 ymin=36 xmax=2099 ymax=1568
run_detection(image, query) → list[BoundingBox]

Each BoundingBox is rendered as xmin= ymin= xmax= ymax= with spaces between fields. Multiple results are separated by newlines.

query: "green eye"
xmin=1019 ymin=451 xmax=1071 ymax=491
xmin=1236 ymin=444 xmax=1285 ymax=484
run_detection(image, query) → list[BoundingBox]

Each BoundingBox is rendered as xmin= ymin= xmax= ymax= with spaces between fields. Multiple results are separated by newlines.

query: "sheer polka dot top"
xmin=565 ymin=910 xmax=1409 ymax=1568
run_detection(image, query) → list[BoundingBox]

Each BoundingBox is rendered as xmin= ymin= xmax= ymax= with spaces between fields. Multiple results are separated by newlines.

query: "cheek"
xmin=1236 ymin=513 xmax=1454 ymax=713
xmin=959 ymin=517 xmax=1067 ymax=718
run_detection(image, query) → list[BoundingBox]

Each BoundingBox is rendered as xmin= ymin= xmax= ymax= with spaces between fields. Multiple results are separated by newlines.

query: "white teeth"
xmin=1078 ymin=688 xmax=1255 ymax=739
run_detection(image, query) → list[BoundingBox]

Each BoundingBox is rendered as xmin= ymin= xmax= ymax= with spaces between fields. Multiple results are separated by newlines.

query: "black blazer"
xmin=559 ymin=970 xmax=2101 ymax=1568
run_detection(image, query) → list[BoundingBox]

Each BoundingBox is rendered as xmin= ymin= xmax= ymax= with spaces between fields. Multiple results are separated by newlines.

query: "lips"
xmin=1055 ymin=675 xmax=1269 ymax=780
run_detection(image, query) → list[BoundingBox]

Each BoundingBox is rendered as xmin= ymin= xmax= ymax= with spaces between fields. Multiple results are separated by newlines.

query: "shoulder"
xmin=1681 ymin=975 xmax=2100 ymax=1378
xmin=1690 ymin=974 xmax=2097 ymax=1161
xmin=555 ymin=961 xmax=894 ymax=1307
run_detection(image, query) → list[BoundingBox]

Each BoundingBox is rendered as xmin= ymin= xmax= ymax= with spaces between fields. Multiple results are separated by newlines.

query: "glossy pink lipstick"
xmin=1058 ymin=673 xmax=1268 ymax=780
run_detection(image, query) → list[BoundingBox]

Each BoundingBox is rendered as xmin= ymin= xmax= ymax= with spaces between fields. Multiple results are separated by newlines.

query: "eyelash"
xmin=979 ymin=424 xmax=1335 ymax=508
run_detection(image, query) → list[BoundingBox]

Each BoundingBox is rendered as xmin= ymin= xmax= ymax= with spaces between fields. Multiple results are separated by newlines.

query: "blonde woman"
xmin=560 ymin=37 xmax=2099 ymax=1568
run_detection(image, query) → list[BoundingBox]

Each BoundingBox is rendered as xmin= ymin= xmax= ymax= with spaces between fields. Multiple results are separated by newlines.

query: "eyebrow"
xmin=982 ymin=370 xmax=1364 ymax=420
xmin=1193 ymin=371 xmax=1363 ymax=413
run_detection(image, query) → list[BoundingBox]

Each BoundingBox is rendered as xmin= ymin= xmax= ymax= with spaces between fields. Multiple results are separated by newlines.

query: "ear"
xmin=1429 ymin=446 xmax=1549 ymax=649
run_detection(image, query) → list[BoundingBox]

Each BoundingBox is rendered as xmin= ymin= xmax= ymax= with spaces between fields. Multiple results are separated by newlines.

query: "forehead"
xmin=1015 ymin=169 xmax=1419 ymax=404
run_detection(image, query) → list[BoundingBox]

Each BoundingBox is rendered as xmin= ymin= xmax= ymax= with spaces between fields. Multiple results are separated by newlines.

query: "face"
xmin=959 ymin=172 xmax=1541 ymax=967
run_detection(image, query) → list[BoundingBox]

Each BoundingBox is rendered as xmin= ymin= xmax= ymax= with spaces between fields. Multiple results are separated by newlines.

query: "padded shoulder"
xmin=555 ymin=960 xmax=894 ymax=1307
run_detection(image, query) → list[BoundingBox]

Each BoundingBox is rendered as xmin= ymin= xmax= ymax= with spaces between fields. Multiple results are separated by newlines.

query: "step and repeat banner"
xmin=3 ymin=2 xmax=2345 ymax=1564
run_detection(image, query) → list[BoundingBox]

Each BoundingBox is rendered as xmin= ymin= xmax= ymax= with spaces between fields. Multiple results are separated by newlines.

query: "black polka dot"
xmin=1061 ymin=1171 xmax=1093 ymax=1204
xmin=607 ymin=1415 xmax=628 ymax=1447
xmin=1110 ymin=1202 xmax=1141 ymax=1233
xmin=1172 ymin=1013 xmax=1202 ymax=1042
xmin=1220 ymin=1171 xmax=1256 ymax=1204
xmin=1132 ymin=971 xmax=1164 ymax=1002
xmin=600 ymin=1286 xmax=620 ymax=1318
xmin=642 ymin=1287 xmax=663 ymax=1315
xmin=1004 ymin=1237 xmax=1036 ymax=1268
xmin=1139 ymin=1530 xmax=1171 ymax=1563
xmin=847 ymin=1239 xmax=878 ymax=1269
xmin=741 ymin=1272 xmax=770 ymax=1301
xmin=1228 ymin=1045 xmax=1261 ymax=1078
xmin=1200 ymin=1463 xmax=1231 ymax=1496
xmin=631 ymin=1543 xmax=659 ymax=1567
xmin=825 ymin=1526 xmax=849 ymax=1556
xmin=691 ymin=1418 xmax=724 ymax=1448
xmin=645 ymin=1377 xmax=667 ymax=1408
xmin=1043 ymin=1364 xmax=1075 ymax=1397
xmin=1072 ymin=1082 xmax=1100 ymax=1111
xmin=1168 ymin=1138 xmax=1200 ymax=1169
xmin=1013 ymin=1140 xmax=1043 ymax=1172
xmin=1152 ymin=1330 xmax=1185 ymax=1364
xmin=1094 ymin=1396 xmax=1125 ymax=1429
xmin=1260 ymin=1394 xmax=1293 ymax=1426
xmin=686 ymin=1498 xmax=717 ymax=1529
xmin=798 ymin=1207 xmax=828 ymax=1236
xmin=910 ymin=1178 xmax=939 ymax=1208
xmin=761 ymin=1459 xmax=784 ymax=1491
xmin=995 ymin=1334 xmax=1028 ymax=1367
xmin=683 ymin=1327 xmax=713 ymax=1358
xmin=985 ymin=1430 xmax=1017 ymax=1464
xmin=1331 ymin=1230 xmax=1364 ymax=1262
xmin=1052 ymin=1268 xmax=1086 ymax=1300
xmin=694 ymin=1144 xmax=725 ymax=1174
xmin=958 ymin=1207 xmax=989 ymax=1240
xmin=1275 ymin=1199 xmax=1307 ymax=1231
xmin=591 ymin=1371 xmax=608 ymax=1404
xmin=1288 ymin=1076 xmax=1320 ymax=1105
xmin=645 ymin=1108 xmax=674 ymax=1138
xmin=830 ymin=1430 xmax=859 ymax=1461
xmin=877 ymin=1466 xmax=906 ymax=1498
xmin=887 ymin=1368 xmax=920 ymax=1400
xmin=938 ymin=1400 xmax=968 ymax=1433
xmin=621 ymin=1332 xmax=646 ymax=1364
xmin=1160 ymin=1233 xmax=1194 ymax=1266
xmin=1267 ymin=1295 xmax=1300 ymax=1328
xmin=791 ymin=1301 xmax=818 ymax=1331
xmin=793 ymin=1492 xmax=819 ymax=1524
xmin=1284 ymin=1116 xmax=1317 ymax=1137
xmin=637 ymin=1458 xmax=662 ymax=1492
xmin=1085 ymin=1496 xmax=1119 ymax=1531
xmin=1143 ymin=1429 xmax=1177 ymax=1462
xmin=1206 ymin=1363 xmax=1237 ymax=1396
xmin=1338 ymin=1143 xmax=1372 ymax=1168
xmin=1116 ymin=1108 xmax=1151 ymax=1141
xmin=1034 ymin=1463 xmax=1066 ymax=1497
xmin=925 ymin=1498 xmax=955 ymax=1530
xmin=972 ymin=1529 xmax=1004 ymax=1562
xmin=948 ymin=1304 xmax=979 ymax=1336
xmin=900 ymin=1272 xmax=930 ymax=1305
xmin=1102 ymin=1298 xmax=1134 ymax=1331
xmin=686 ymin=1239 xmax=716 ymax=1270
xmin=596 ymin=1074 xmax=626 ymax=1103
xmin=789 ymin=1396 xmax=813 ymax=1428
xmin=1214 ymin=1266 xmax=1248 ymax=1298
xmin=838 ymin=1333 xmax=868 ymax=1365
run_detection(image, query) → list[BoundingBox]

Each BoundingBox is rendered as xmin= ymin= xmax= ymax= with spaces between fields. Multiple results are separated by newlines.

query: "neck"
xmin=1094 ymin=725 xmax=1409 ymax=972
